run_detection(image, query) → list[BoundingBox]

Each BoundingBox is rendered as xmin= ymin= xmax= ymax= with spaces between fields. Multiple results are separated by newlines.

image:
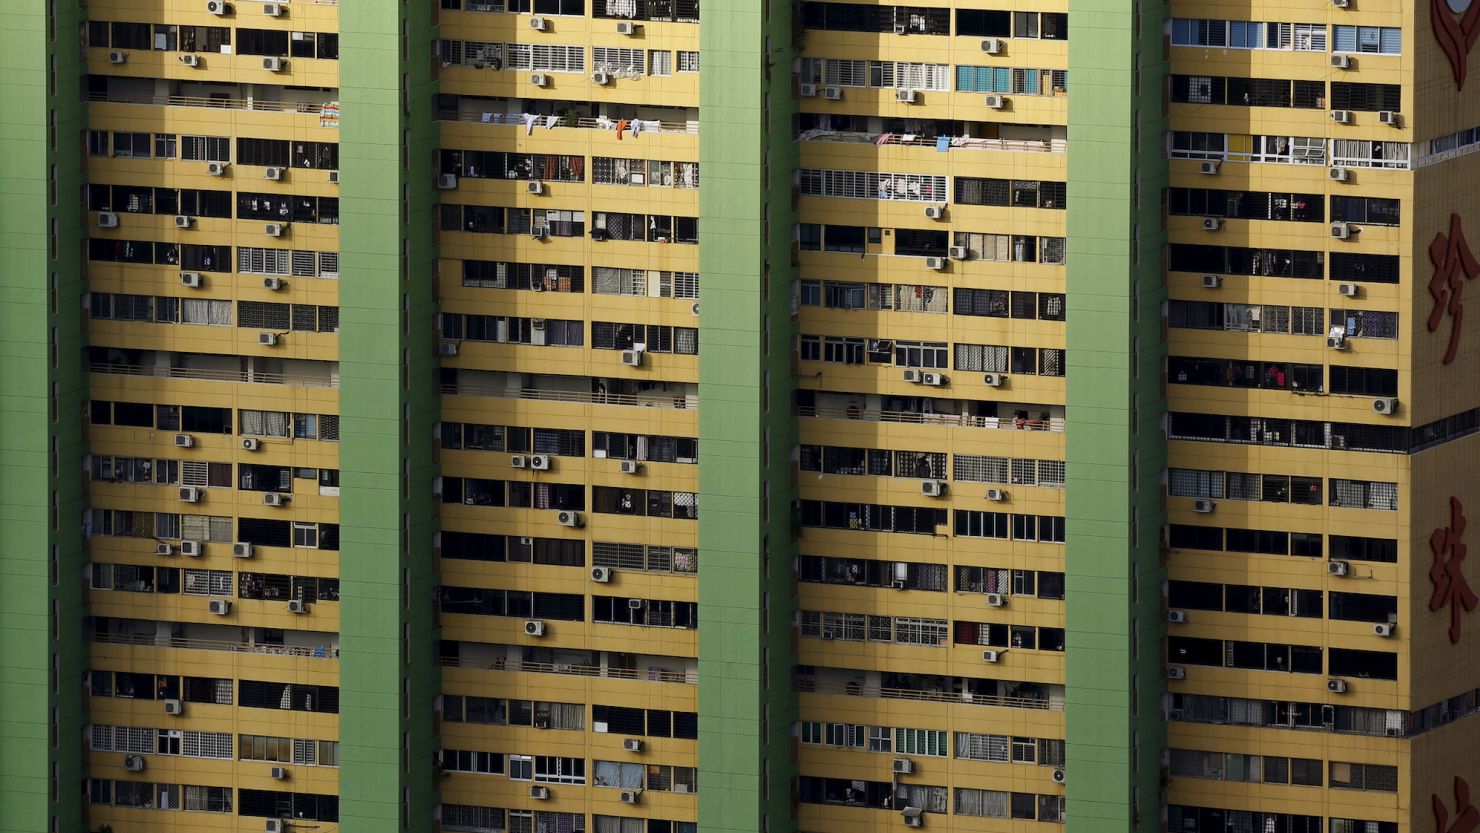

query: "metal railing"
xmin=442 ymin=383 xmax=697 ymax=410
xmin=88 ymin=92 xmax=335 ymax=115
xmin=442 ymin=656 xmax=697 ymax=684
xmin=437 ymin=110 xmax=698 ymax=135
xmin=795 ymin=678 xmax=1062 ymax=711
xmin=95 ymin=631 xmax=337 ymax=659
xmin=90 ymin=363 xmax=340 ymax=389
xmin=797 ymin=405 xmax=1062 ymax=432
xmin=800 ymin=129 xmax=1065 ymax=154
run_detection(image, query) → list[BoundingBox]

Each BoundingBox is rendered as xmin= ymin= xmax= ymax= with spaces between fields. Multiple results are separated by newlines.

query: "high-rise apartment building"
xmin=3 ymin=0 xmax=1479 ymax=830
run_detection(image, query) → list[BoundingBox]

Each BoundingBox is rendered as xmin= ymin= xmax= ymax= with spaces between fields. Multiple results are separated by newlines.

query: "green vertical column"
xmin=698 ymin=0 xmax=800 ymax=831
xmin=1064 ymin=0 xmax=1169 ymax=829
xmin=338 ymin=1 xmax=441 ymax=831
xmin=0 ymin=3 xmax=89 ymax=833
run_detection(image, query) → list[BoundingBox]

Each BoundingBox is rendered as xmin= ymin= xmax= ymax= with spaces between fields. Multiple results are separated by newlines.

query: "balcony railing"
xmin=87 ymin=92 xmax=335 ymax=115
xmin=800 ymin=128 xmax=1065 ymax=154
xmin=95 ymin=631 xmax=338 ymax=660
xmin=442 ymin=656 xmax=697 ymax=684
xmin=798 ymin=405 xmax=1062 ymax=432
xmin=437 ymin=110 xmax=698 ymax=135
xmin=90 ymin=362 xmax=339 ymax=389
xmin=795 ymin=678 xmax=1062 ymax=711
xmin=442 ymin=383 xmax=697 ymax=410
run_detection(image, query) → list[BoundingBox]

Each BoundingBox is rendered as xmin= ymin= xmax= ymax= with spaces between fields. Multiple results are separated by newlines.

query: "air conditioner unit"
xmin=524 ymin=620 xmax=547 ymax=636
xmin=174 ymin=215 xmax=194 ymax=229
xmin=920 ymin=372 xmax=945 ymax=386
xmin=1193 ymin=499 xmax=1215 ymax=513
xmin=265 ymin=167 xmax=284 ymax=181
xmin=242 ymin=438 xmax=261 ymax=451
xmin=984 ymin=94 xmax=1006 ymax=109
xmin=1199 ymin=160 xmax=1220 ymax=175
xmin=288 ymin=599 xmax=307 ymax=613
xmin=623 ymin=738 xmax=644 ymax=752
xmin=1373 ymin=623 xmax=1394 ymax=637
xmin=232 ymin=542 xmax=253 ymax=558
xmin=890 ymin=579 xmax=907 ymax=589
xmin=1052 ymin=769 xmax=1066 ymax=784
xmin=178 ymin=273 xmax=205 ymax=291
xmin=1331 ymin=109 xmax=1353 ymax=124
xmin=985 ymin=593 xmax=1006 ymax=607
xmin=530 ymin=226 xmax=549 ymax=240
xmin=108 ymin=50 xmax=126 ymax=64
xmin=691 ymin=303 xmax=700 ymax=316
xmin=123 ymin=755 xmax=145 ymax=772
xmin=920 ymin=480 xmax=946 ymax=497
xmin=1379 ymin=111 xmax=1400 ymax=126
xmin=259 ymin=332 xmax=279 ymax=346
xmin=1372 ymin=397 xmax=1398 ymax=415
xmin=164 ymin=699 xmax=183 ymax=715
xmin=982 ymin=650 xmax=1001 ymax=663
xmin=529 ymin=785 xmax=551 ymax=800
xmin=981 ymin=37 xmax=1005 ymax=53
xmin=328 ymin=170 xmax=340 ymax=183
xmin=902 ymin=808 xmax=923 ymax=828
xmin=556 ymin=510 xmax=582 ymax=528
xmin=985 ymin=488 xmax=1006 ymax=502
xmin=1331 ymin=221 xmax=1355 ymax=239
xmin=206 ymin=162 xmax=227 ymax=176
xmin=799 ymin=83 xmax=819 ymax=97
xmin=619 ymin=460 xmax=642 ymax=474
xmin=266 ymin=223 xmax=288 ymax=238
xmin=265 ymin=821 xmax=285 ymax=833
xmin=1331 ymin=0 xmax=1350 ymax=6
xmin=530 ymin=16 xmax=549 ymax=29
xmin=1327 ymin=678 xmax=1348 ymax=693
xmin=205 ymin=0 xmax=228 ymax=12
xmin=270 ymin=766 xmax=289 ymax=780
xmin=896 ymin=89 xmax=918 ymax=103
xmin=508 ymin=455 xmax=528 ymax=470
xmin=924 ymin=257 xmax=946 ymax=270
xmin=1202 ymin=217 xmax=1222 ymax=231
xmin=1329 ymin=166 xmax=1351 ymax=182
xmin=262 ymin=56 xmax=284 ymax=72
xmin=263 ymin=492 xmax=287 ymax=507
xmin=1338 ymin=282 xmax=1360 ymax=297
xmin=435 ymin=341 xmax=459 ymax=358
xmin=97 ymin=211 xmax=119 ymax=228
xmin=591 ymin=567 xmax=613 ymax=583
xmin=948 ymin=245 xmax=969 ymax=260
xmin=531 ymin=72 xmax=550 ymax=87
xmin=174 ymin=433 xmax=195 ymax=448
xmin=1201 ymin=274 xmax=1222 ymax=288
xmin=180 ymin=540 xmax=202 ymax=557
xmin=903 ymin=369 xmax=922 ymax=383
xmin=1330 ymin=54 xmax=1354 ymax=69
xmin=263 ymin=277 xmax=285 ymax=291
xmin=155 ymin=543 xmax=174 ymax=556
xmin=530 ymin=454 xmax=551 ymax=470
xmin=1328 ymin=560 xmax=1352 ymax=576
xmin=208 ymin=599 xmax=232 ymax=615
xmin=179 ymin=486 xmax=202 ymax=503
xmin=1327 ymin=326 xmax=1349 ymax=349
xmin=893 ymin=22 xmax=908 ymax=34
xmin=435 ymin=175 xmax=459 ymax=193
xmin=892 ymin=758 xmax=914 ymax=775
xmin=1168 ymin=610 xmax=1188 ymax=624
xmin=616 ymin=21 xmax=639 ymax=34
xmin=593 ymin=71 xmax=612 ymax=85
xmin=981 ymin=372 xmax=1005 ymax=388
xmin=924 ymin=205 xmax=945 ymax=220
xmin=179 ymin=54 xmax=201 ymax=67
xmin=824 ymin=86 xmax=843 ymax=100
xmin=1166 ymin=665 xmax=1186 ymax=679
xmin=526 ymin=180 xmax=546 ymax=196
xmin=620 ymin=790 xmax=640 ymax=804
xmin=621 ymin=349 xmax=644 ymax=366
xmin=627 ymin=598 xmax=644 ymax=610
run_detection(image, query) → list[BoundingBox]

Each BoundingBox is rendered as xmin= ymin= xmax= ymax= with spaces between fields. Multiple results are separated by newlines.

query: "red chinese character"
xmin=1427 ymin=215 xmax=1480 ymax=365
xmin=1435 ymin=775 xmax=1480 ymax=833
xmin=1430 ymin=497 xmax=1478 ymax=645
xmin=1433 ymin=0 xmax=1480 ymax=90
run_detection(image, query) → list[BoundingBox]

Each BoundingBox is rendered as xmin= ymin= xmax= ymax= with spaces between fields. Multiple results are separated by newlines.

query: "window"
xmin=1333 ymin=25 xmax=1401 ymax=54
xmin=678 ymin=51 xmax=699 ymax=71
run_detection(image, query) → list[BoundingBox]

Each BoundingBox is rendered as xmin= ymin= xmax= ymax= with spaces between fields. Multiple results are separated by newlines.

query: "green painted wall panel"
xmin=0 ymin=4 xmax=89 ymax=833
xmin=339 ymin=1 xmax=441 ymax=830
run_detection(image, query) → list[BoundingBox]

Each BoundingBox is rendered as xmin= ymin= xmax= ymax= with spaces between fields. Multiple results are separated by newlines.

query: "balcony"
xmin=442 ymin=370 xmax=697 ymax=410
xmin=800 ymin=127 xmax=1065 ymax=155
xmin=441 ymin=641 xmax=697 ymax=684
xmin=86 ymin=91 xmax=338 ymax=115
xmin=795 ymin=668 xmax=1064 ymax=712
